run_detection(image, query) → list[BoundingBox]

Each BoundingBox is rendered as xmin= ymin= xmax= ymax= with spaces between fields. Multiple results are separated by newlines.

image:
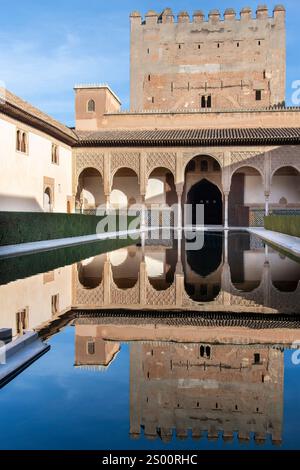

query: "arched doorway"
xmin=43 ymin=187 xmax=52 ymax=212
xmin=184 ymin=232 xmax=223 ymax=302
xmin=187 ymin=179 xmax=223 ymax=226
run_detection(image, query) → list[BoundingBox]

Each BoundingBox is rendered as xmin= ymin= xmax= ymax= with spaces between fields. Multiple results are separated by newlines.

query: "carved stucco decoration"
xmin=270 ymin=152 xmax=300 ymax=176
xmin=76 ymin=152 xmax=105 ymax=178
xmin=146 ymin=278 xmax=176 ymax=306
xmin=269 ymin=284 xmax=300 ymax=313
xmin=111 ymin=152 xmax=140 ymax=179
xmin=229 ymin=151 xmax=265 ymax=179
xmin=76 ymin=283 xmax=105 ymax=306
xmin=146 ymin=152 xmax=177 ymax=178
xmin=110 ymin=277 xmax=140 ymax=305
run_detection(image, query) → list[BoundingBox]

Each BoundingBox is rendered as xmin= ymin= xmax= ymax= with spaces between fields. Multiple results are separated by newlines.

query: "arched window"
xmin=16 ymin=130 xmax=27 ymax=153
xmin=87 ymin=99 xmax=96 ymax=112
xmin=201 ymin=95 xmax=212 ymax=109
xmin=21 ymin=132 xmax=27 ymax=153
xmin=87 ymin=341 xmax=95 ymax=355
xmin=52 ymin=144 xmax=59 ymax=164
xmin=201 ymin=160 xmax=208 ymax=172
xmin=16 ymin=130 xmax=21 ymax=151
xmin=186 ymin=160 xmax=196 ymax=172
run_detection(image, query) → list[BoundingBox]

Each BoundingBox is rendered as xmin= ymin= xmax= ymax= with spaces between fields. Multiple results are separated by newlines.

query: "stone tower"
xmin=130 ymin=5 xmax=286 ymax=111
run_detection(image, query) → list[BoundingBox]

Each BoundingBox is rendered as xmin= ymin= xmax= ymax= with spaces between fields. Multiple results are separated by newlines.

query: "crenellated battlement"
xmin=136 ymin=426 xmax=282 ymax=446
xmin=130 ymin=5 xmax=286 ymax=26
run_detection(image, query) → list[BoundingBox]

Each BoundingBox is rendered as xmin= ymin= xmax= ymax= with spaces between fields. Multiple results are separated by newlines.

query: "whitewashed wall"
xmin=0 ymin=115 xmax=72 ymax=212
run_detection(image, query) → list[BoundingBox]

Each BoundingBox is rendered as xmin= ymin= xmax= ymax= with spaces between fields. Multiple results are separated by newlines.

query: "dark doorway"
xmin=187 ymin=179 xmax=223 ymax=225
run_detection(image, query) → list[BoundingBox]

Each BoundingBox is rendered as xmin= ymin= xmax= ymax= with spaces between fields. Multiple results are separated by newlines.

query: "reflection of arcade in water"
xmin=74 ymin=232 xmax=300 ymax=313
xmin=74 ymin=313 xmax=299 ymax=446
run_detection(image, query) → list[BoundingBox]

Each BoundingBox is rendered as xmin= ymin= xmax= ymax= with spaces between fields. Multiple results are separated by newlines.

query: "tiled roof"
xmin=0 ymin=88 xmax=77 ymax=145
xmin=75 ymin=127 xmax=300 ymax=147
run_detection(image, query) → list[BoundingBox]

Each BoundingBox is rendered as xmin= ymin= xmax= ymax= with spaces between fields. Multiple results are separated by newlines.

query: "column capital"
xmin=176 ymin=182 xmax=184 ymax=196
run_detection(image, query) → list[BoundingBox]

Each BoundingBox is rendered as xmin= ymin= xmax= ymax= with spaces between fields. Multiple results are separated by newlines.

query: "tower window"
xmin=237 ymin=42 xmax=240 ymax=47
xmin=254 ymin=353 xmax=261 ymax=364
xmin=201 ymin=95 xmax=212 ymax=109
xmin=258 ymin=40 xmax=261 ymax=46
xmin=217 ymin=43 xmax=220 ymax=48
xmin=87 ymin=341 xmax=95 ymax=355
xmin=256 ymin=90 xmax=262 ymax=101
xmin=87 ymin=99 xmax=96 ymax=112
xmin=200 ymin=344 xmax=211 ymax=359
xmin=147 ymin=48 xmax=150 ymax=54
xmin=148 ymin=74 xmax=151 ymax=81
xmin=151 ymin=97 xmax=154 ymax=104
xmin=198 ymin=44 xmax=201 ymax=49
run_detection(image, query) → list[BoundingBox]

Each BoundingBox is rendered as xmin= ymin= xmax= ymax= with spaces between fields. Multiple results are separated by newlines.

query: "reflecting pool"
xmin=1 ymin=231 xmax=300 ymax=449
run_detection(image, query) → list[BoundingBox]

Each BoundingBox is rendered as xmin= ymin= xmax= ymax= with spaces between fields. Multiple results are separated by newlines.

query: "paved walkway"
xmin=0 ymin=229 xmax=143 ymax=259
xmin=249 ymin=228 xmax=300 ymax=257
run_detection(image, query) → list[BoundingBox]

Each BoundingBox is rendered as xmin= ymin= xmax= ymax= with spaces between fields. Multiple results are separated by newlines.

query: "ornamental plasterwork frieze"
xmin=76 ymin=152 xmax=105 ymax=177
xmin=146 ymin=152 xmax=177 ymax=177
xmin=111 ymin=152 xmax=140 ymax=178
xmin=229 ymin=151 xmax=265 ymax=177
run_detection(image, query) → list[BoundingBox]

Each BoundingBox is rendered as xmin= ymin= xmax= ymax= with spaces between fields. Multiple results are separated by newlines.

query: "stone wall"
xmin=130 ymin=6 xmax=286 ymax=111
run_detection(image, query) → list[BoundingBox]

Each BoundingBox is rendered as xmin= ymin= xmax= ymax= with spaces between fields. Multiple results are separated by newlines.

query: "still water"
xmin=1 ymin=231 xmax=300 ymax=450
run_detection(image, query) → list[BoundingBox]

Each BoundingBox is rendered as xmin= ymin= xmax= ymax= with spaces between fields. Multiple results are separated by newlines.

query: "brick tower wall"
xmin=130 ymin=6 xmax=286 ymax=111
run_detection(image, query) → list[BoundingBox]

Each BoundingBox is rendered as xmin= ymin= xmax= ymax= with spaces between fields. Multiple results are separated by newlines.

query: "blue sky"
xmin=0 ymin=0 xmax=298 ymax=126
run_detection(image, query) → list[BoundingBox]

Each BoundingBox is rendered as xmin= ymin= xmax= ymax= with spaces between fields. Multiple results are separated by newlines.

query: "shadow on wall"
xmin=0 ymin=194 xmax=42 ymax=212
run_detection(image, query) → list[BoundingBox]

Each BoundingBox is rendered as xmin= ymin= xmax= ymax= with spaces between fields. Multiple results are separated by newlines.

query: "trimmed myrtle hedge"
xmin=264 ymin=215 xmax=300 ymax=238
xmin=0 ymin=212 xmax=139 ymax=246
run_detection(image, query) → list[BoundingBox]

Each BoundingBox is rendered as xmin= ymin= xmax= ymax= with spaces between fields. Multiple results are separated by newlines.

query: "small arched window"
xmin=201 ymin=160 xmax=208 ymax=172
xmin=52 ymin=144 xmax=59 ymax=164
xmin=87 ymin=341 xmax=95 ymax=355
xmin=21 ymin=132 xmax=27 ymax=153
xmin=201 ymin=96 xmax=206 ymax=108
xmin=16 ymin=130 xmax=21 ymax=151
xmin=186 ymin=160 xmax=196 ymax=173
xmin=87 ymin=99 xmax=96 ymax=113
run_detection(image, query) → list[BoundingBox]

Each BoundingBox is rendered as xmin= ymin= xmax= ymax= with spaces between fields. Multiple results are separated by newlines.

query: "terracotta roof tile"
xmin=0 ymin=88 xmax=77 ymax=144
xmin=75 ymin=127 xmax=300 ymax=147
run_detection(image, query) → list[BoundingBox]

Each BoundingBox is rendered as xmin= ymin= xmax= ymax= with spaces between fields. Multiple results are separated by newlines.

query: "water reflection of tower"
xmin=130 ymin=342 xmax=283 ymax=446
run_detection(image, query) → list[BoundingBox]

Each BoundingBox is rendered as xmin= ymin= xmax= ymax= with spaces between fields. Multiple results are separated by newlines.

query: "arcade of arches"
xmin=75 ymin=150 xmax=300 ymax=227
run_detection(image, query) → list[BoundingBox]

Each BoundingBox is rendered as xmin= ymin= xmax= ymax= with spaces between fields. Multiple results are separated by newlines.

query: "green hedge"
xmin=0 ymin=212 xmax=139 ymax=246
xmin=264 ymin=215 xmax=300 ymax=237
